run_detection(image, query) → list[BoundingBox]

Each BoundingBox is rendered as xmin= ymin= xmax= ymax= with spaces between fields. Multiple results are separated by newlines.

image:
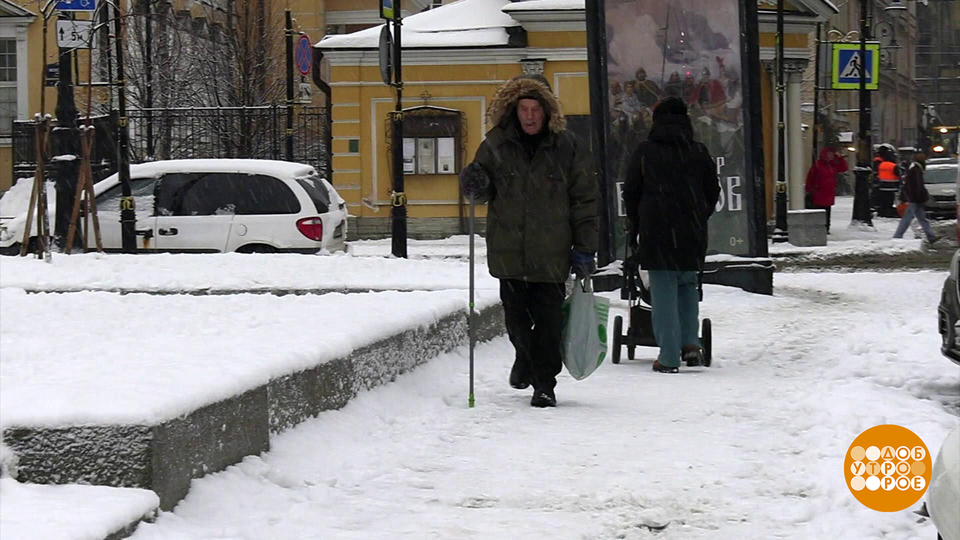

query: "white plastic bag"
xmin=560 ymin=278 xmax=611 ymax=380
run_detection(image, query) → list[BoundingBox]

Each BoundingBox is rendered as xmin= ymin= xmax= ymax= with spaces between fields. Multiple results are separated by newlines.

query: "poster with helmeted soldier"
xmin=599 ymin=0 xmax=758 ymax=259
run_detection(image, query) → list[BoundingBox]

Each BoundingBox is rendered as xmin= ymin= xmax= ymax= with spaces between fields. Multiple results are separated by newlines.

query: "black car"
xmin=938 ymin=249 xmax=960 ymax=366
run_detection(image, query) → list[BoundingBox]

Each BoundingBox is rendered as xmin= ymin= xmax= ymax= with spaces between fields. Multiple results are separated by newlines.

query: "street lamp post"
xmin=390 ymin=0 xmax=407 ymax=258
xmin=53 ymin=12 xmax=80 ymax=250
xmin=774 ymin=0 xmax=788 ymax=236
xmin=112 ymin=0 xmax=136 ymax=252
xmin=852 ymin=0 xmax=874 ymax=226
xmin=285 ymin=10 xmax=294 ymax=162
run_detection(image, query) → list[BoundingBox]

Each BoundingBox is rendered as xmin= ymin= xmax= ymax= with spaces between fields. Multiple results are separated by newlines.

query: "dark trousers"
xmin=811 ymin=204 xmax=832 ymax=233
xmin=500 ymin=279 xmax=565 ymax=392
xmin=877 ymin=190 xmax=898 ymax=217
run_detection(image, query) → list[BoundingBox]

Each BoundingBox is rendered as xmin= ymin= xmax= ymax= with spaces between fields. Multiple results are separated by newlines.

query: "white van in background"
xmin=0 ymin=159 xmax=348 ymax=255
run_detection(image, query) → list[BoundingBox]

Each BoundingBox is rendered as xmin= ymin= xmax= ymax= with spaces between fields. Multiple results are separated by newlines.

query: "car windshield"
xmin=925 ymin=166 xmax=958 ymax=184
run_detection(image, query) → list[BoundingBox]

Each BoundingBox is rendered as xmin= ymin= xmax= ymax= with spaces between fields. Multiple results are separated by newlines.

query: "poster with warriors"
xmin=596 ymin=0 xmax=763 ymax=260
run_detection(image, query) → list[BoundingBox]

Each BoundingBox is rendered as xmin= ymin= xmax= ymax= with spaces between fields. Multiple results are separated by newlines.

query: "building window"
xmin=348 ymin=139 xmax=359 ymax=153
xmin=403 ymin=137 xmax=456 ymax=175
xmin=0 ymin=38 xmax=17 ymax=137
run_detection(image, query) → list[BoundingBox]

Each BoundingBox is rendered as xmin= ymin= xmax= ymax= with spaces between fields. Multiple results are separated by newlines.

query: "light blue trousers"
xmin=648 ymin=270 xmax=701 ymax=368
xmin=893 ymin=202 xmax=936 ymax=241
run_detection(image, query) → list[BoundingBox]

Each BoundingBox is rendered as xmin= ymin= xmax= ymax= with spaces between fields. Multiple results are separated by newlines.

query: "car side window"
xmin=179 ymin=174 xmax=234 ymax=216
xmin=232 ymin=174 xmax=301 ymax=215
xmin=155 ymin=173 xmax=300 ymax=216
xmin=295 ymin=175 xmax=331 ymax=214
xmin=96 ymin=178 xmax=157 ymax=218
xmin=156 ymin=173 xmax=229 ymax=217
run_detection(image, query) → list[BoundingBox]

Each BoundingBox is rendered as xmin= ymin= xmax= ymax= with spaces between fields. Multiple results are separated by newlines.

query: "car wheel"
xmin=236 ymin=244 xmax=277 ymax=254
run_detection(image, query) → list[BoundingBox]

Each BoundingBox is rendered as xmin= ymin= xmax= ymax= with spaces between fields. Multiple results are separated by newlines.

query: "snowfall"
xmin=1 ymin=197 xmax=958 ymax=540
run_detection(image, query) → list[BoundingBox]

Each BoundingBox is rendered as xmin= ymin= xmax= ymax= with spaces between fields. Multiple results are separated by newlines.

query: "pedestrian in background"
xmin=894 ymin=152 xmax=939 ymax=244
xmin=874 ymin=144 xmax=902 ymax=218
xmin=623 ymin=97 xmax=720 ymax=373
xmin=804 ymin=146 xmax=848 ymax=234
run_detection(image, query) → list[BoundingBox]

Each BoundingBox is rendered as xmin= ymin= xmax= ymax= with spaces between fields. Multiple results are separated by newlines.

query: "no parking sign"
xmin=295 ymin=34 xmax=311 ymax=76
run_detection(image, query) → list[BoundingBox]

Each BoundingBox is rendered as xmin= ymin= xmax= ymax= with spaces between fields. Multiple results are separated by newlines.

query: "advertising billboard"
xmin=591 ymin=0 xmax=765 ymax=260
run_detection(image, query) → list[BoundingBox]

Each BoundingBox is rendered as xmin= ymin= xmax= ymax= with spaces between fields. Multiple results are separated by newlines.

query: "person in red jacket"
xmin=805 ymin=146 xmax=849 ymax=233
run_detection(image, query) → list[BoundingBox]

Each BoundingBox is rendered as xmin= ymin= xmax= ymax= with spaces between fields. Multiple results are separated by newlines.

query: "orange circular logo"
xmin=844 ymin=424 xmax=932 ymax=512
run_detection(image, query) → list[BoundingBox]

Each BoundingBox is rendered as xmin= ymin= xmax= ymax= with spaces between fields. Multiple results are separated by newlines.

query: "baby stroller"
xmin=611 ymin=259 xmax=713 ymax=366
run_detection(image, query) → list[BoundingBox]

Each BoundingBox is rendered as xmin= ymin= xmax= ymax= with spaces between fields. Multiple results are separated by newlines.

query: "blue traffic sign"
xmin=831 ymin=43 xmax=880 ymax=90
xmin=295 ymin=34 xmax=311 ymax=76
xmin=56 ymin=0 xmax=96 ymax=11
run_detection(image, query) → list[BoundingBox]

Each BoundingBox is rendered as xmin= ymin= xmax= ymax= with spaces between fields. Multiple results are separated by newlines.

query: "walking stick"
xmin=468 ymin=198 xmax=476 ymax=408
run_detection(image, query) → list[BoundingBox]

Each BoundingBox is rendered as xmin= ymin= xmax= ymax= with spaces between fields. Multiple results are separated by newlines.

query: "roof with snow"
xmin=0 ymin=0 xmax=34 ymax=17
xmin=317 ymin=0 xmax=520 ymax=50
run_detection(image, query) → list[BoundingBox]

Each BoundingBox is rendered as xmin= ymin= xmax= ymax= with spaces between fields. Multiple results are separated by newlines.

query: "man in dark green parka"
xmin=460 ymin=74 xmax=598 ymax=407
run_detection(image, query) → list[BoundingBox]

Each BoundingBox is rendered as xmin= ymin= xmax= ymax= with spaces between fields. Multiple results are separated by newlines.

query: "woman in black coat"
xmin=623 ymin=97 xmax=721 ymax=373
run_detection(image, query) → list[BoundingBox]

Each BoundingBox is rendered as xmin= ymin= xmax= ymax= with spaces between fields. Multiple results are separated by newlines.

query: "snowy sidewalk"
xmin=0 ymin=289 xmax=498 ymax=427
xmin=127 ymin=271 xmax=958 ymax=540
xmin=0 ymin=251 xmax=500 ymax=294
xmin=0 ymin=479 xmax=158 ymax=540
xmin=0 ymin=286 xmax=504 ymax=513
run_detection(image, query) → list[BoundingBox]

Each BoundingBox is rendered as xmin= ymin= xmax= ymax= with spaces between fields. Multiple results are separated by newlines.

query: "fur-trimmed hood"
xmin=486 ymin=75 xmax=566 ymax=134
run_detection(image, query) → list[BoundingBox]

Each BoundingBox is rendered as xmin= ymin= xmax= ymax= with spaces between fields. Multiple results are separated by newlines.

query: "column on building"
xmin=785 ymin=59 xmax=809 ymax=210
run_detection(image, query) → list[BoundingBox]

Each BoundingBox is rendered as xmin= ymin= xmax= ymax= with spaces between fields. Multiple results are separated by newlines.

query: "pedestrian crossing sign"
xmin=831 ymin=43 xmax=880 ymax=90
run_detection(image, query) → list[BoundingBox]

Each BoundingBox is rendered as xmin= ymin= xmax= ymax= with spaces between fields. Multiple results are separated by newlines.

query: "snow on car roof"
xmin=91 ymin=159 xmax=319 ymax=194
xmin=127 ymin=159 xmax=317 ymax=179
xmin=501 ymin=0 xmax=583 ymax=12
xmin=317 ymin=0 xmax=518 ymax=49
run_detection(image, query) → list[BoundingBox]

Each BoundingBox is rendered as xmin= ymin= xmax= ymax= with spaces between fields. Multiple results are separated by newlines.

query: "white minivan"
xmin=1 ymin=159 xmax=348 ymax=254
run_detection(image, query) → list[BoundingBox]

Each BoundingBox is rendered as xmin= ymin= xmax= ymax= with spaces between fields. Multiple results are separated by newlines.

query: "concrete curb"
xmin=3 ymin=302 xmax=504 ymax=514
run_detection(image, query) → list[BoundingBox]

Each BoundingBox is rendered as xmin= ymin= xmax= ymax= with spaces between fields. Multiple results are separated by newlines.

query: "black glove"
xmin=459 ymin=162 xmax=490 ymax=202
xmin=570 ymin=250 xmax=597 ymax=280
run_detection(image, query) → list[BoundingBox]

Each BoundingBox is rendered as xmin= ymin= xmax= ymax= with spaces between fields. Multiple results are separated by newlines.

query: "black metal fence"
xmin=11 ymin=114 xmax=118 ymax=184
xmin=126 ymin=106 xmax=330 ymax=176
xmin=11 ymin=106 xmax=330 ymax=184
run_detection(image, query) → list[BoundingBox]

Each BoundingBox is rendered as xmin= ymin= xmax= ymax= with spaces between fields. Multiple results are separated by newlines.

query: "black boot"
xmin=509 ymin=359 xmax=530 ymax=390
xmin=531 ymin=389 xmax=556 ymax=407
xmin=682 ymin=347 xmax=704 ymax=367
xmin=652 ymin=361 xmax=679 ymax=374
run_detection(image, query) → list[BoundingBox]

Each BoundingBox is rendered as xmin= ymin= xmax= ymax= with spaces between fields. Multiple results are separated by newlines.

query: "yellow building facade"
xmin=318 ymin=0 xmax=836 ymax=237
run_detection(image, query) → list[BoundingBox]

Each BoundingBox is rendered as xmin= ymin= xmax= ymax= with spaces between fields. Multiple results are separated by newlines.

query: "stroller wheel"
xmin=627 ymin=344 xmax=636 ymax=360
xmin=701 ymin=318 xmax=712 ymax=367
xmin=612 ymin=316 xmax=623 ymax=364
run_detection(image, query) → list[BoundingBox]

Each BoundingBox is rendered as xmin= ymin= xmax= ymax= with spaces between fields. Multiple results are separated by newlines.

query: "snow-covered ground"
xmin=768 ymin=196 xmax=948 ymax=258
xmin=0 ymin=288 xmax=498 ymax=427
xmin=1 ymin=196 xmax=944 ymax=296
xmin=1 ymin=189 xmax=958 ymax=539
xmin=0 ymin=479 xmax=158 ymax=540
xmin=117 ymin=271 xmax=960 ymax=540
xmin=0 ymin=251 xmax=500 ymax=293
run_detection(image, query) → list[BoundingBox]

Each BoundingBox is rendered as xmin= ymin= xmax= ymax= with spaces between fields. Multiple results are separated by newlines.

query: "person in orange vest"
xmin=874 ymin=145 xmax=902 ymax=217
